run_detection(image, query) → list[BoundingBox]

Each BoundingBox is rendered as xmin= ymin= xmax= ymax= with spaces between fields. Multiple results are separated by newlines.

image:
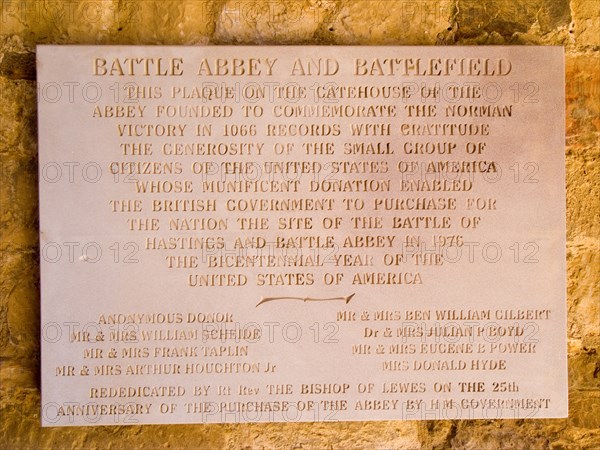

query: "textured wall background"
xmin=0 ymin=1 xmax=598 ymax=448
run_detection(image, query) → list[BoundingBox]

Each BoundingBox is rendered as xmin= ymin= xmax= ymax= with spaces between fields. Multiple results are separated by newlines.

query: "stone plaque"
xmin=38 ymin=46 xmax=567 ymax=426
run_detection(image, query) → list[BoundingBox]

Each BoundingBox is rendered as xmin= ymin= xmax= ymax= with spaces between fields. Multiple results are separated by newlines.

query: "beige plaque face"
xmin=37 ymin=45 xmax=566 ymax=426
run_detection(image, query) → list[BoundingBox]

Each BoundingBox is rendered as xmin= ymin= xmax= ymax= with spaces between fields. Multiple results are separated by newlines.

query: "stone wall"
xmin=1 ymin=1 xmax=598 ymax=448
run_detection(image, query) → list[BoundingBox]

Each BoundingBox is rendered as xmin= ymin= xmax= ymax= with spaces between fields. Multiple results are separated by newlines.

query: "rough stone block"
xmin=325 ymin=0 xmax=454 ymax=44
xmin=570 ymin=0 xmax=600 ymax=49
xmin=112 ymin=1 xmax=218 ymax=44
xmin=213 ymin=0 xmax=336 ymax=43
xmin=0 ymin=0 xmax=116 ymax=48
xmin=454 ymin=0 xmax=571 ymax=40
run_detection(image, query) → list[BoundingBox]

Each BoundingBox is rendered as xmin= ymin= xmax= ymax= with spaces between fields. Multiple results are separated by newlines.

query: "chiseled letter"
xmin=94 ymin=58 xmax=107 ymax=76
xmin=354 ymin=58 xmax=368 ymax=75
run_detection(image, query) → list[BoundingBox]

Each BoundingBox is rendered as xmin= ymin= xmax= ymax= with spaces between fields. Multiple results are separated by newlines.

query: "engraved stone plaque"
xmin=38 ymin=46 xmax=567 ymax=426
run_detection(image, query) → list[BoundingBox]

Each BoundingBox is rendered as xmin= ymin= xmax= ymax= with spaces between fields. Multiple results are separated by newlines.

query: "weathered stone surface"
xmin=570 ymin=0 xmax=600 ymax=49
xmin=325 ymin=0 xmax=455 ymax=44
xmin=0 ymin=76 xmax=37 ymax=156
xmin=1 ymin=387 xmax=231 ymax=449
xmin=224 ymin=421 xmax=421 ymax=448
xmin=0 ymin=51 xmax=36 ymax=80
xmin=566 ymin=56 xmax=600 ymax=146
xmin=0 ymin=0 xmax=116 ymax=49
xmin=2 ymin=250 xmax=39 ymax=356
xmin=565 ymin=56 xmax=599 ymax=242
xmin=0 ymin=76 xmax=38 ymax=253
xmin=1 ymin=0 xmax=599 ymax=448
xmin=417 ymin=421 xmax=458 ymax=449
xmin=0 ymin=157 xmax=38 ymax=253
xmin=569 ymin=391 xmax=600 ymax=429
xmin=567 ymin=243 xmax=600 ymax=341
xmin=452 ymin=0 xmax=572 ymax=42
xmin=449 ymin=421 xmax=555 ymax=449
xmin=213 ymin=0 xmax=339 ymax=43
xmin=112 ymin=1 xmax=218 ymax=44
xmin=568 ymin=341 xmax=600 ymax=390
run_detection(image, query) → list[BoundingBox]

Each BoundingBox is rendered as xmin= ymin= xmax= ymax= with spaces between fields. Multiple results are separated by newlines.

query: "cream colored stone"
xmin=36 ymin=45 xmax=569 ymax=425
